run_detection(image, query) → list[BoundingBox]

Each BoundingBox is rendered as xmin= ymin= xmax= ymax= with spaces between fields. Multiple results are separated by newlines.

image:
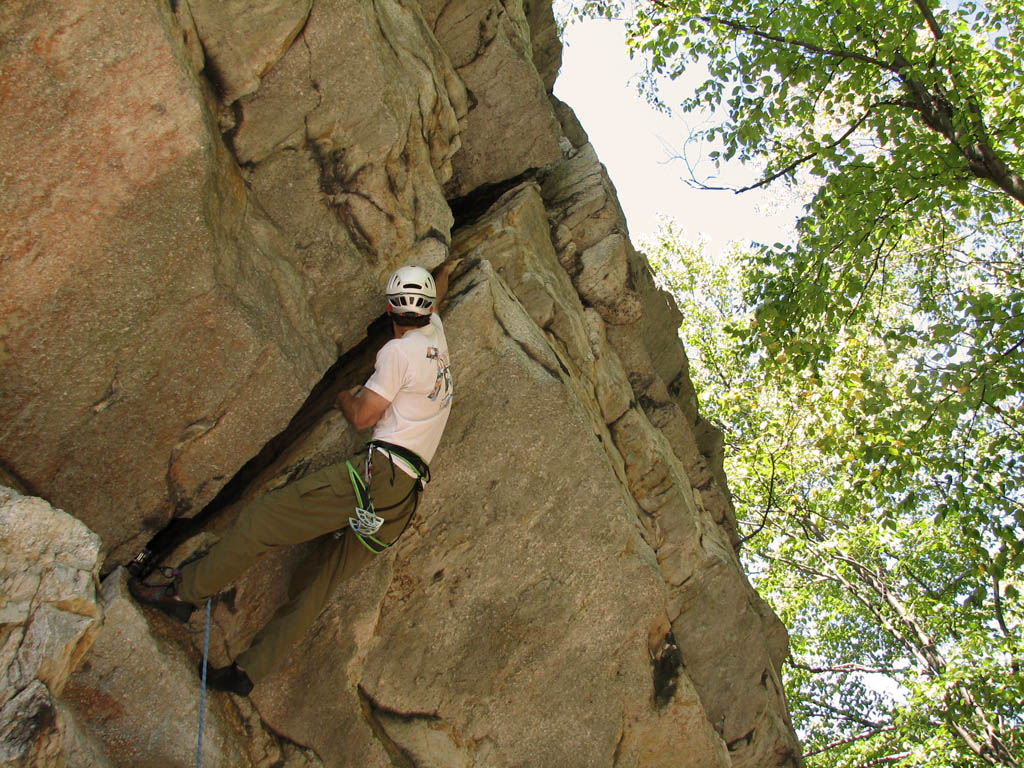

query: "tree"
xmin=646 ymin=222 xmax=1023 ymax=767
xmin=564 ymin=0 xmax=1024 ymax=761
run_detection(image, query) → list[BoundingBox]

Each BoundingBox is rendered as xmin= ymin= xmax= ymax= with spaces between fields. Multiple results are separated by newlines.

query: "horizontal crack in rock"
xmin=357 ymin=685 xmax=440 ymax=767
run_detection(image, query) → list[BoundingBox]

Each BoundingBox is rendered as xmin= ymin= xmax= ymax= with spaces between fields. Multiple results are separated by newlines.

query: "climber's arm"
xmin=432 ymin=258 xmax=462 ymax=306
xmin=336 ymin=386 xmax=389 ymax=431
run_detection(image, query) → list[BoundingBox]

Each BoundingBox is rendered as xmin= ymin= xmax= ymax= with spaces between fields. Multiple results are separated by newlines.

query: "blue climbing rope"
xmin=197 ymin=598 xmax=211 ymax=768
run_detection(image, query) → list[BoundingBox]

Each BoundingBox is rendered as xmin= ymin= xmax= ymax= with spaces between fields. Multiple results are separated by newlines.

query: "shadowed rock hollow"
xmin=0 ymin=0 xmax=803 ymax=766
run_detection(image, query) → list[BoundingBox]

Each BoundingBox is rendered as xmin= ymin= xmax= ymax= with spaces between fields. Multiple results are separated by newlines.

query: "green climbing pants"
xmin=177 ymin=449 xmax=419 ymax=683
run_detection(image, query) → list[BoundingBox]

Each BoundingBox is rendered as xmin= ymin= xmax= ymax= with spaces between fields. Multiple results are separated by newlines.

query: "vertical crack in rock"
xmin=222 ymin=98 xmax=245 ymax=146
xmin=301 ymin=31 xmax=323 ymax=112
xmin=166 ymin=415 xmax=224 ymax=517
xmin=120 ymin=313 xmax=392 ymax=578
xmin=611 ymin=723 xmax=626 ymax=768
xmin=370 ymin=0 xmax=404 ymax=64
xmin=472 ymin=7 xmax=500 ymax=60
xmin=492 ymin=307 xmax=562 ymax=380
xmin=196 ymin=40 xmax=230 ymax=103
xmin=357 ymin=685 xmax=441 ymax=768
xmin=651 ymin=630 xmax=683 ymax=709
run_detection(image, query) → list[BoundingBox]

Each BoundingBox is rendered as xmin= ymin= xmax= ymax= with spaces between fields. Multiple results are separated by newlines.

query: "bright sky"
xmin=552 ymin=18 xmax=802 ymax=252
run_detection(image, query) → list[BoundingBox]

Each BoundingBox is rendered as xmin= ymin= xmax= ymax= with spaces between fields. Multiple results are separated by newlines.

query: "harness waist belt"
xmin=369 ymin=440 xmax=430 ymax=484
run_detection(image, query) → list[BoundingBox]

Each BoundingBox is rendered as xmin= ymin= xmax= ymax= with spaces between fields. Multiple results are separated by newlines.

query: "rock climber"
xmin=129 ymin=261 xmax=458 ymax=696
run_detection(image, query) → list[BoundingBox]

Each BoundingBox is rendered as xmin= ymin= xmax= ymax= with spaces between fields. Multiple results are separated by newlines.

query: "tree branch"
xmin=740 ymin=453 xmax=776 ymax=544
xmin=656 ymin=6 xmax=1024 ymax=205
xmin=697 ymin=14 xmax=896 ymax=71
xmin=805 ymin=697 xmax=886 ymax=729
xmin=791 ymin=660 xmax=900 ymax=676
xmin=857 ymin=753 xmax=912 ymax=768
xmin=892 ymin=53 xmax=1024 ymax=206
xmin=804 ymin=725 xmax=898 ymax=758
xmin=826 ymin=554 xmax=1022 ymax=768
xmin=688 ymin=105 xmax=878 ymax=194
xmin=910 ymin=0 xmax=944 ymax=40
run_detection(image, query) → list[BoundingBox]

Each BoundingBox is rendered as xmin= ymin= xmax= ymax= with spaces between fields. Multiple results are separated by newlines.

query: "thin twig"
xmin=804 ymin=725 xmax=899 ymax=758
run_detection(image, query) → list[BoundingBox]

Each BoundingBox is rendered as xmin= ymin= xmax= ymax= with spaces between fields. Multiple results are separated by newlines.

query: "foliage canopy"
xmin=647 ymin=225 xmax=1023 ymax=767
xmin=572 ymin=0 xmax=1024 ymax=375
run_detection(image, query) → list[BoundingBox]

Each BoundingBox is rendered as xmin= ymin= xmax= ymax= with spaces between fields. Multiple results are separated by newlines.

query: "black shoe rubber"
xmin=127 ymin=578 xmax=196 ymax=623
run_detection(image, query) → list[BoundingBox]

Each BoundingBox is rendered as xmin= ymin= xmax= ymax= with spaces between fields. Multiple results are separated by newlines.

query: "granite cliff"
xmin=0 ymin=0 xmax=803 ymax=765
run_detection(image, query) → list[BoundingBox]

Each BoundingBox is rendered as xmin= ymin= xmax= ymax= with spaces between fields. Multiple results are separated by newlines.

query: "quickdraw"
xmin=342 ymin=458 xmax=390 ymax=554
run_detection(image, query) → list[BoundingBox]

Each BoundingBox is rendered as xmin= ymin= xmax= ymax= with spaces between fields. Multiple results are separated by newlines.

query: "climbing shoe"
xmin=127 ymin=578 xmax=195 ymax=623
xmin=198 ymin=661 xmax=254 ymax=697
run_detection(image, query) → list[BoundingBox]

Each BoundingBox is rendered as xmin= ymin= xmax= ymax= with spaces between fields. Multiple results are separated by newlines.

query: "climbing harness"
xmin=371 ymin=439 xmax=431 ymax=487
xmin=196 ymin=598 xmax=211 ymax=768
xmin=338 ymin=441 xmax=429 ymax=554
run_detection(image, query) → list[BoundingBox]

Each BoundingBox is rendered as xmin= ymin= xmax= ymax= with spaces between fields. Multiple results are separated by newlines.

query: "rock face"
xmin=0 ymin=1 xmax=802 ymax=767
xmin=419 ymin=0 xmax=563 ymax=196
xmin=0 ymin=488 xmax=103 ymax=768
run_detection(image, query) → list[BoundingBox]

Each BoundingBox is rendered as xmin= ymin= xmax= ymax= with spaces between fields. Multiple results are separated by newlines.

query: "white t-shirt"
xmin=363 ymin=313 xmax=452 ymax=475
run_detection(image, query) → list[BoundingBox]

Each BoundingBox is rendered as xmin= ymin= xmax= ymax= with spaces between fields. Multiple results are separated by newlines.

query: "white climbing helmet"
xmin=386 ymin=265 xmax=436 ymax=317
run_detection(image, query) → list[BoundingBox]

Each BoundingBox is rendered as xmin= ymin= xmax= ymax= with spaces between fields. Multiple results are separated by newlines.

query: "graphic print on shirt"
xmin=426 ymin=346 xmax=453 ymax=408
